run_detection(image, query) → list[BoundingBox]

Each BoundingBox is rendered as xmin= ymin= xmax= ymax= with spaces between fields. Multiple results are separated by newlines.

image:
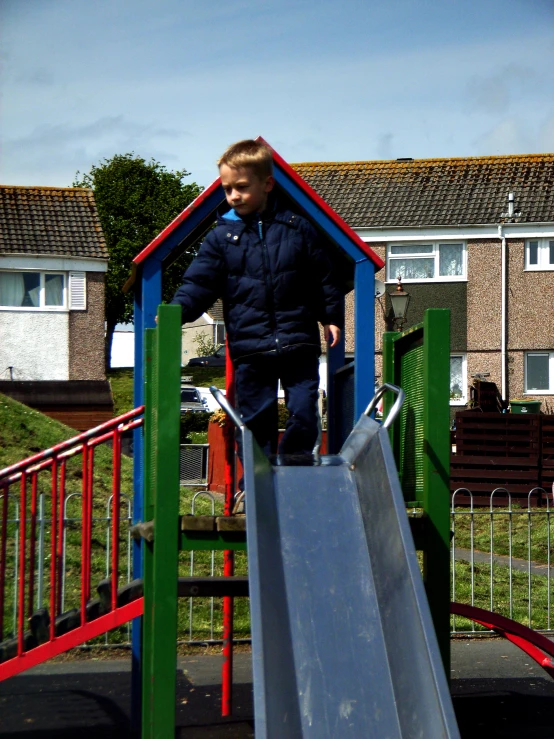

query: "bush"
xmin=192 ymin=333 xmax=221 ymax=357
xmin=180 ymin=412 xmax=211 ymax=443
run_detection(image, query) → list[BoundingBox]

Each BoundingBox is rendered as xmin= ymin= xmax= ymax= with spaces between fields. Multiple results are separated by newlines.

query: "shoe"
xmin=232 ymin=491 xmax=245 ymax=515
xmin=270 ymin=453 xmax=315 ymax=467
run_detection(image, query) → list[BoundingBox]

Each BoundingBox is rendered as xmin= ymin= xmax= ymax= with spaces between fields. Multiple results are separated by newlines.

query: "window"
xmin=387 ymin=243 xmax=465 ymax=282
xmin=450 ymin=354 xmax=467 ymax=405
xmin=525 ymin=352 xmax=554 ymax=393
xmin=525 ymin=239 xmax=554 ymax=270
xmin=214 ymin=321 xmax=226 ymax=347
xmin=0 ymin=271 xmax=65 ymax=309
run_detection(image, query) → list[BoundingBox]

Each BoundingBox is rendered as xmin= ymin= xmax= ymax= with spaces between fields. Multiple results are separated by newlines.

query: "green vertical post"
xmin=422 ymin=309 xmax=451 ymax=672
xmin=382 ymin=331 xmax=397 ymax=455
xmin=142 ymin=304 xmax=182 ymax=739
xmin=381 ymin=311 xmax=451 ymax=672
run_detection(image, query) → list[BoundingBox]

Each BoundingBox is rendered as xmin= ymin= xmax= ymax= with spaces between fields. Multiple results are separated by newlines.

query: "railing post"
xmin=142 ymin=304 xmax=182 ymax=739
xmin=0 ymin=487 xmax=8 ymax=639
xmin=17 ymin=473 xmax=27 ymax=656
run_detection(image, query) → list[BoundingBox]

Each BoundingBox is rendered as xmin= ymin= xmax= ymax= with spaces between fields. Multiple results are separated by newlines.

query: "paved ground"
xmin=1 ymin=640 xmax=554 ymax=737
xmin=454 ymin=547 xmax=554 ymax=577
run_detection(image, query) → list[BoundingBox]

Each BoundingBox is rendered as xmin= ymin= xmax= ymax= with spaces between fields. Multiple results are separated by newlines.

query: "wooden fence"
xmin=451 ymin=412 xmax=554 ymax=505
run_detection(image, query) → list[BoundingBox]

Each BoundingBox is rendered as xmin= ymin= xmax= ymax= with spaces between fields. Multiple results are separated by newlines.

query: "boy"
xmin=171 ymin=139 xmax=343 ymax=463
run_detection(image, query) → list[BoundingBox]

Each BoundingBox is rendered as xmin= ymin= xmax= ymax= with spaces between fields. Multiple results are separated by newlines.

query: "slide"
xmin=242 ymin=408 xmax=460 ymax=738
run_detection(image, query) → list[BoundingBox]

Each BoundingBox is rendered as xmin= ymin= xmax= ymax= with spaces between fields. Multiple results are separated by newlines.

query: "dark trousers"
xmin=235 ymin=348 xmax=320 ymax=459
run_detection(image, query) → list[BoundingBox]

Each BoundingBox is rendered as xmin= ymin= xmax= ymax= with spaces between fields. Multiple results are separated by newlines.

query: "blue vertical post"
xmin=131 ymin=256 xmax=163 ymax=735
xmin=326 ymin=296 xmax=345 ymax=454
xmin=354 ymin=258 xmax=376 ymax=419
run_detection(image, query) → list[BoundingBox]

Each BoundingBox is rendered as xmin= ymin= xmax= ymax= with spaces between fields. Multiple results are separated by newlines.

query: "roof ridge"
xmin=292 ymin=152 xmax=554 ymax=167
xmin=0 ymin=184 xmax=93 ymax=192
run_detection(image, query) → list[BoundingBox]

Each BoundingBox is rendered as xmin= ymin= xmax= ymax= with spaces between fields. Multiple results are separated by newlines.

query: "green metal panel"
xmin=399 ymin=343 xmax=425 ymax=504
xmin=422 ymin=309 xmax=451 ymax=673
xmin=381 ymin=311 xmax=451 ymax=673
xmin=142 ymin=305 xmax=182 ymax=739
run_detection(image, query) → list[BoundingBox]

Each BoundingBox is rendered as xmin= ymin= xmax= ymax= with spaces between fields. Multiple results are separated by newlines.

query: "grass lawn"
xmin=452 ymin=505 xmax=554 ymax=565
xmin=451 ymin=558 xmax=553 ymax=632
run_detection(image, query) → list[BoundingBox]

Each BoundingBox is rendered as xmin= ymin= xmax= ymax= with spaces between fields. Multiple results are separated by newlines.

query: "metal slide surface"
xmin=243 ymin=414 xmax=460 ymax=739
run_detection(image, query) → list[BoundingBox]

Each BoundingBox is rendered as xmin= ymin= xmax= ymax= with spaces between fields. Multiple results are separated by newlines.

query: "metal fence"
xmin=0 ymin=484 xmax=243 ymax=652
xmin=451 ymin=486 xmax=554 ymax=635
xmin=4 ymin=473 xmax=554 ymax=647
xmin=0 ymin=491 xmax=134 ymax=645
xmin=179 ymin=444 xmax=209 ymax=488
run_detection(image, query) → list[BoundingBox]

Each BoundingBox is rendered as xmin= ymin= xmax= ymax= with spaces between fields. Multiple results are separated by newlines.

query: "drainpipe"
xmin=498 ymin=223 xmax=507 ymax=402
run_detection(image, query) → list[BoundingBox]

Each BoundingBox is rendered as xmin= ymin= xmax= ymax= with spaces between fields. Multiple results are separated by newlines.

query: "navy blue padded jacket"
xmin=170 ymin=206 xmax=344 ymax=363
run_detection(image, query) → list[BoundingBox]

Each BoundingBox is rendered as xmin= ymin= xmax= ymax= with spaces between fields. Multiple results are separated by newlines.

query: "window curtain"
xmin=390 ymin=258 xmax=434 ymax=280
xmin=45 ymin=274 xmax=64 ymax=306
xmin=450 ymin=356 xmax=463 ymax=399
xmin=439 ymin=244 xmax=463 ymax=276
xmin=0 ymin=272 xmax=25 ymax=306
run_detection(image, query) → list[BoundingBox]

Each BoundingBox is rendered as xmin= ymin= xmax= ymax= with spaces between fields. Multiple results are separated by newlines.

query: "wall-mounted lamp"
xmin=389 ymin=277 xmax=410 ymax=331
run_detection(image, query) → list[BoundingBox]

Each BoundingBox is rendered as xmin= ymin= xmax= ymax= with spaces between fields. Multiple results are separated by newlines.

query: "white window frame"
xmin=386 ymin=242 xmax=467 ymax=283
xmin=524 ymin=351 xmax=554 ymax=395
xmin=450 ymin=353 xmax=467 ymax=405
xmin=0 ymin=270 xmax=67 ymax=311
xmin=213 ymin=320 xmax=226 ymax=347
xmin=525 ymin=239 xmax=554 ymax=271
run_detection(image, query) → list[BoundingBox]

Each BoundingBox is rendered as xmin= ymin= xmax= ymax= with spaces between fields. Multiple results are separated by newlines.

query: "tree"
xmin=74 ymin=153 xmax=203 ymax=370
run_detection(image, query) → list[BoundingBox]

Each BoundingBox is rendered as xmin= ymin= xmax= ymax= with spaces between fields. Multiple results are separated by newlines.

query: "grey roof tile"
xmin=207 ymin=300 xmax=224 ymax=321
xmin=0 ymin=186 xmax=108 ymax=259
xmin=292 ymin=154 xmax=554 ymax=227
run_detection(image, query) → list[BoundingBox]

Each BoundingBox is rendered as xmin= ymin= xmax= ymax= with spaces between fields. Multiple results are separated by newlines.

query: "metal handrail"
xmin=210 ymin=386 xmax=244 ymax=430
xmin=364 ymin=383 xmax=405 ymax=430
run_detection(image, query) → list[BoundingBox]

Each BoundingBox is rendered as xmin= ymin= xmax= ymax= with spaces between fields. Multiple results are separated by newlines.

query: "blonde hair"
xmin=217 ymin=139 xmax=274 ymax=179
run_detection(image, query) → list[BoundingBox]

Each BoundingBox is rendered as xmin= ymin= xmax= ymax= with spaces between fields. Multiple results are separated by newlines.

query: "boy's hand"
xmin=324 ymin=325 xmax=341 ymax=348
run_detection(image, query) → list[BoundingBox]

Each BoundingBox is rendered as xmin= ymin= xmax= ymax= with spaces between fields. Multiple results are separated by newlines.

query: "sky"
xmin=1 ymin=0 xmax=554 ymax=189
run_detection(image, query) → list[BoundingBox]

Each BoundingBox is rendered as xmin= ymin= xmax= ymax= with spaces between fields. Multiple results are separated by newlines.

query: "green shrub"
xmin=180 ymin=412 xmax=212 ymax=442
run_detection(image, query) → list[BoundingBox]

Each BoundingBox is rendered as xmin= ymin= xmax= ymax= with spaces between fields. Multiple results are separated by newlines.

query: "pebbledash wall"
xmin=68 ymin=272 xmax=106 ymax=380
xmin=0 ymin=266 xmax=106 ymax=382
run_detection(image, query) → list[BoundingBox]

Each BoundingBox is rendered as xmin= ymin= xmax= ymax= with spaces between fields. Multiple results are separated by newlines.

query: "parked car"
xmin=180 ymin=384 xmax=209 ymax=413
xmin=197 ymin=387 xmax=225 ymax=413
xmin=187 ymin=345 xmax=226 ymax=368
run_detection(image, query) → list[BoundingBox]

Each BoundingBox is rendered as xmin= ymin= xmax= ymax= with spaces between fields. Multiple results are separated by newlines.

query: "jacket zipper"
xmin=258 ymin=219 xmax=281 ymax=353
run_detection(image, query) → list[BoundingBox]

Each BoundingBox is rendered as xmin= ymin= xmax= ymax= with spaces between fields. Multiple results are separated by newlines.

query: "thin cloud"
xmin=1 ymin=117 xmax=191 ymax=186
xmin=473 ymin=118 xmax=532 ymax=155
xmin=466 ymin=64 xmax=539 ymax=115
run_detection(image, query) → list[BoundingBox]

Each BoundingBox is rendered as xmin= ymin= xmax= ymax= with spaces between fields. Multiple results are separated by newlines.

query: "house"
xmin=0 ymin=185 xmax=112 ymax=429
xmin=111 ymin=323 xmax=135 ymax=368
xmin=293 ymin=154 xmax=554 ymax=414
xmin=181 ymin=300 xmax=226 ymax=364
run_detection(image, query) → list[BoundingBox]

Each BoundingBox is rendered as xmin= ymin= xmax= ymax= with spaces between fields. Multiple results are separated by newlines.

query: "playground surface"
xmin=1 ymin=640 xmax=553 ymax=738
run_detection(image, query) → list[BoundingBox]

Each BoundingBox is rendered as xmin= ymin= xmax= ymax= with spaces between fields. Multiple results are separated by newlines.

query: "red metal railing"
xmin=0 ymin=408 xmax=144 ymax=681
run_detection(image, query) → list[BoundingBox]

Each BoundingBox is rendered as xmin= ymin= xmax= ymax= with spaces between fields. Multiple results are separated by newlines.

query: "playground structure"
xmin=2 ymin=140 xmax=554 ymax=735
xmin=3 ymin=306 xmax=554 ymax=736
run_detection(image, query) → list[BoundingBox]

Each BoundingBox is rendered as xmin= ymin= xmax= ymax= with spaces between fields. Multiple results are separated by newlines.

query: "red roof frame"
xmin=131 ymin=138 xmax=383 ymax=271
